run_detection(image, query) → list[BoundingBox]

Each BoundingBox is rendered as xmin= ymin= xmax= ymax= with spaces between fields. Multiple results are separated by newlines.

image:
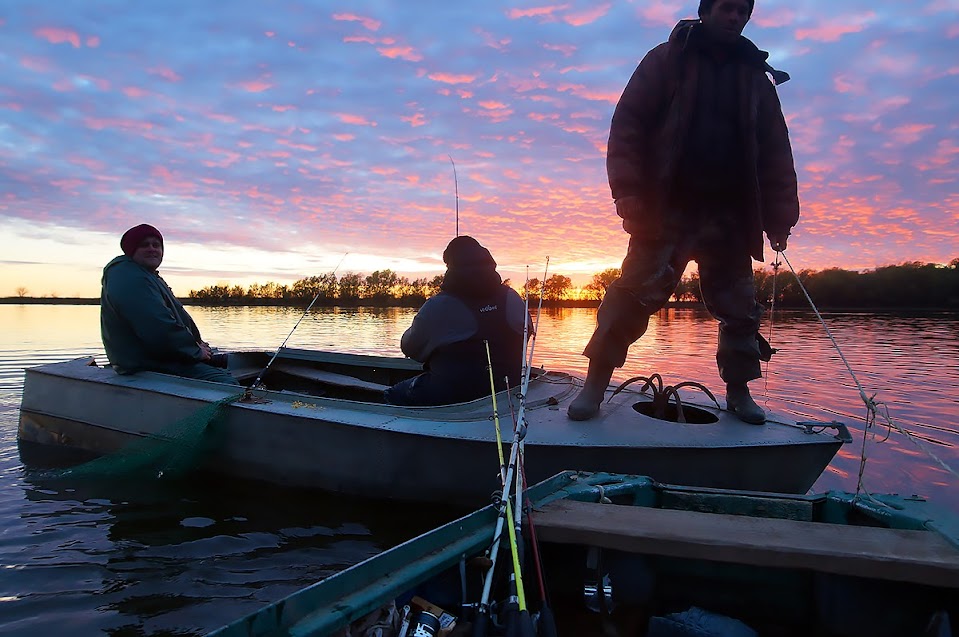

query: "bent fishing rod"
xmin=246 ymin=252 xmax=349 ymax=393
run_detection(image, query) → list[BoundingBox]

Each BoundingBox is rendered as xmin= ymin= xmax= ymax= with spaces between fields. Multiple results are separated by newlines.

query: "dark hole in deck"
xmin=631 ymin=401 xmax=719 ymax=424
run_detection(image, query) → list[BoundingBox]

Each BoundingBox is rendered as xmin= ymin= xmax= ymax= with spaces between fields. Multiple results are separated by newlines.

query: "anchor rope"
xmin=776 ymin=251 xmax=958 ymax=493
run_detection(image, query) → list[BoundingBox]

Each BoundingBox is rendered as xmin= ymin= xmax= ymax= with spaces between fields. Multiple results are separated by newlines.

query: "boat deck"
xmin=534 ymin=499 xmax=959 ymax=588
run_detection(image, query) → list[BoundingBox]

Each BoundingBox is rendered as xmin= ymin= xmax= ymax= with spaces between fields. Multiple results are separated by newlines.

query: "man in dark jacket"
xmin=100 ymin=224 xmax=238 ymax=384
xmin=568 ymin=0 xmax=799 ymax=424
xmin=385 ymin=236 xmax=531 ymax=406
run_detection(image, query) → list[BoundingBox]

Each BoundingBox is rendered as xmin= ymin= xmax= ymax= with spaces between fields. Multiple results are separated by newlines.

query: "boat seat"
xmin=533 ymin=499 xmax=959 ymax=588
xmin=230 ymin=365 xmax=264 ymax=382
xmin=271 ymin=362 xmax=390 ymax=393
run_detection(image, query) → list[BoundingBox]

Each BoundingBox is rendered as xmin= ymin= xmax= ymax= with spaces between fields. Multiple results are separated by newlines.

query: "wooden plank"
xmin=533 ymin=499 xmax=959 ymax=588
xmin=271 ymin=362 xmax=390 ymax=392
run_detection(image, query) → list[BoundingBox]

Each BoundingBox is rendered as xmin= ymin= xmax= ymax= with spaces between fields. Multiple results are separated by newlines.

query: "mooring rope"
xmin=777 ymin=252 xmax=959 ymax=494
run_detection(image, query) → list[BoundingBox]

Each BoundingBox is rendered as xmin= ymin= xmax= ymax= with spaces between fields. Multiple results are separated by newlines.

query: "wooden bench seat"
xmin=533 ymin=499 xmax=959 ymax=588
xmin=271 ymin=362 xmax=390 ymax=393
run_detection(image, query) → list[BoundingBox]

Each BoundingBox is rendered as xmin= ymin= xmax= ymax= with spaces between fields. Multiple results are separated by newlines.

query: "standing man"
xmin=568 ymin=0 xmax=799 ymax=423
xmin=100 ymin=223 xmax=238 ymax=385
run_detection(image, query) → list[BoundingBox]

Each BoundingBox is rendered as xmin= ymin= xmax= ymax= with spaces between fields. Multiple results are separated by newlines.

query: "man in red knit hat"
xmin=100 ymin=223 xmax=238 ymax=384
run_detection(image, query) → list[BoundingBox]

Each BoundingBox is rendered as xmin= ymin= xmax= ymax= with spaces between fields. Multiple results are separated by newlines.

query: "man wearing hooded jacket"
xmin=569 ymin=0 xmax=799 ymax=424
xmin=385 ymin=236 xmax=531 ymax=406
xmin=100 ymin=224 xmax=238 ymax=385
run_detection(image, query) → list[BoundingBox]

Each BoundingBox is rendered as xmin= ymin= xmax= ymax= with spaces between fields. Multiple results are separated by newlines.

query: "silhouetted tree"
xmin=543 ymin=274 xmax=572 ymax=301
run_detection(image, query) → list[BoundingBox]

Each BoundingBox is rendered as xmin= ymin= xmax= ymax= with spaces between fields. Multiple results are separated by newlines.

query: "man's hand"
xmin=198 ymin=341 xmax=213 ymax=362
xmin=615 ymin=196 xmax=644 ymax=235
xmin=767 ymin=232 xmax=789 ymax=252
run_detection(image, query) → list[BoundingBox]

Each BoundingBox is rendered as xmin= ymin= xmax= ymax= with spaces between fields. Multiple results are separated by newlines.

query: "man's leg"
xmin=699 ymin=249 xmax=765 ymax=424
xmin=569 ymin=236 xmax=686 ymax=421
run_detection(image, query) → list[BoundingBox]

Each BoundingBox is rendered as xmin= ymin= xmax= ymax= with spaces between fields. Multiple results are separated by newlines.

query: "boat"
xmin=17 ymin=347 xmax=850 ymax=505
xmin=206 ymin=470 xmax=959 ymax=637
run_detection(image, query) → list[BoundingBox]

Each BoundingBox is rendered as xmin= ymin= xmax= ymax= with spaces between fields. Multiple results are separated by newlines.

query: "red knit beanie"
xmin=120 ymin=224 xmax=163 ymax=256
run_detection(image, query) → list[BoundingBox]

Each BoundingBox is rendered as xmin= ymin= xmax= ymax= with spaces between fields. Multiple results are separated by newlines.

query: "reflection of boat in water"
xmin=18 ymin=347 xmax=849 ymax=505
xmin=208 ymin=471 xmax=959 ymax=637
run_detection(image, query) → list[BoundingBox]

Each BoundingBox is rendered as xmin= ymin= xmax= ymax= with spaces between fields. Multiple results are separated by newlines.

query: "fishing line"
xmin=248 ymin=252 xmax=349 ymax=392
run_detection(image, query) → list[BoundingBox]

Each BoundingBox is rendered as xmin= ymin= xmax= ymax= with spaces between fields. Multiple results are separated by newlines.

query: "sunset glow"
xmin=1 ymin=1 xmax=957 ymax=298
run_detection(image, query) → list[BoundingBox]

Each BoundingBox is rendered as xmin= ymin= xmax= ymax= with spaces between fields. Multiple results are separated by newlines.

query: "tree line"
xmin=186 ymin=259 xmax=959 ymax=309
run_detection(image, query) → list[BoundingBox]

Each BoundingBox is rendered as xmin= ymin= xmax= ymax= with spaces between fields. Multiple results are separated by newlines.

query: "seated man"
xmin=100 ymin=223 xmax=239 ymax=385
xmin=385 ymin=236 xmax=531 ymax=406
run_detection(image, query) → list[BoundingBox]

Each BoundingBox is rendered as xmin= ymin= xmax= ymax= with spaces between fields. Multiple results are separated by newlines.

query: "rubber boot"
xmin=567 ymin=359 xmax=615 ymax=421
xmin=726 ymin=382 xmax=766 ymax=425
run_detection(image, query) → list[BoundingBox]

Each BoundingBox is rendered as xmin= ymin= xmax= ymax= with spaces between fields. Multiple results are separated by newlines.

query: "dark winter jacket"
xmin=398 ymin=284 xmax=529 ymax=404
xmin=606 ymin=19 xmax=800 ymax=260
xmin=100 ymin=256 xmax=205 ymax=374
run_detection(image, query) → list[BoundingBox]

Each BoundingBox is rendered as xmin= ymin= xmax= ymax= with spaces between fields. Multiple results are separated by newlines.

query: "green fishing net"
xmin=42 ymin=393 xmax=243 ymax=481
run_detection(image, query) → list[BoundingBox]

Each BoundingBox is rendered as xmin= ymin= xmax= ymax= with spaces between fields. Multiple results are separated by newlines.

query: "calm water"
xmin=1 ymin=305 xmax=958 ymax=635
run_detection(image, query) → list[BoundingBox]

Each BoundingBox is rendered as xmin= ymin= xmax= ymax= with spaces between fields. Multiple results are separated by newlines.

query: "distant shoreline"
xmin=3 ymin=297 xmax=957 ymax=313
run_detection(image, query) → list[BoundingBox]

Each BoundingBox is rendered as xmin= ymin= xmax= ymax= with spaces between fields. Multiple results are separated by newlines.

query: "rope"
xmin=761 ymin=256 xmax=782 ymax=406
xmin=777 ymin=252 xmax=959 ymax=495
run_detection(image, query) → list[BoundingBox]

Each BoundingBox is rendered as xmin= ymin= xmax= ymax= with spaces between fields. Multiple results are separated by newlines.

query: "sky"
xmin=1 ymin=1 xmax=957 ymax=298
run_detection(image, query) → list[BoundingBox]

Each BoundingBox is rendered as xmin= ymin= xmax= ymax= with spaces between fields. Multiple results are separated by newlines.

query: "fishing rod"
xmin=473 ymin=341 xmax=533 ymax=637
xmin=448 ymin=154 xmax=459 ymax=237
xmin=505 ymin=377 xmax=558 ymax=637
xmin=247 ymin=252 xmax=349 ymax=393
xmin=513 ymin=257 xmax=549 ymax=558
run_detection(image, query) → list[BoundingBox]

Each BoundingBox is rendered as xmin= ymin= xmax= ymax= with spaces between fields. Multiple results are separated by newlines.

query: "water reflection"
xmin=1 ymin=304 xmax=958 ymax=635
xmin=9 ymin=469 xmax=460 ymax=636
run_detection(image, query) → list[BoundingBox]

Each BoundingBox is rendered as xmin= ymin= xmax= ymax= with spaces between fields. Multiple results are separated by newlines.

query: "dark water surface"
xmin=2 ymin=305 xmax=957 ymax=635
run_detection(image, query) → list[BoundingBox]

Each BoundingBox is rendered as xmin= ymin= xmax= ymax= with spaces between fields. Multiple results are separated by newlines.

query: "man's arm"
xmin=756 ymin=81 xmax=800 ymax=244
xmin=400 ymin=295 xmax=476 ymax=363
xmin=607 ymin=44 xmax=670 ymax=204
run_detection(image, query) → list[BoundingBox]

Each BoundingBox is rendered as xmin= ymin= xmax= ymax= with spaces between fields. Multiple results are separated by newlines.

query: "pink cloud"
xmin=278 ymin=139 xmax=317 ymax=151
xmin=426 ymin=71 xmax=478 ymax=85
xmin=475 ymin=28 xmax=510 ymax=51
xmin=21 ymin=57 xmax=52 ymax=73
xmin=333 ymin=133 xmax=354 ymax=141
xmin=207 ymin=112 xmax=238 ymax=124
xmin=337 ymin=113 xmax=375 ymax=126
xmin=84 ymin=117 xmax=154 ymax=133
xmin=510 ymin=77 xmax=549 ymax=92
xmin=272 ymin=104 xmax=296 ymax=112
xmin=888 ymin=123 xmax=934 ymax=145
xmin=796 ymin=15 xmax=873 ymax=42
xmin=401 ymin=113 xmax=427 ymax=127
xmin=86 ymin=36 xmax=100 ymax=47
xmin=332 ymin=13 xmax=381 ymax=31
xmin=238 ymin=80 xmax=272 ymax=93
xmin=1 ymin=102 xmax=23 ymax=112
xmin=556 ymin=82 xmax=620 ymax=103
xmin=122 ymin=86 xmax=148 ymax=98
xmin=344 ymin=35 xmax=377 ymax=45
xmin=563 ymin=4 xmax=610 ymax=26
xmin=833 ymin=73 xmax=867 ymax=95
xmin=377 ymin=45 xmax=422 ymax=61
xmin=149 ymin=66 xmax=182 ymax=82
xmin=639 ymin=1 xmax=682 ymax=27
xmin=753 ymin=8 xmax=796 ymax=29
xmin=35 ymin=27 xmax=81 ymax=48
xmin=507 ymin=6 xmax=567 ymax=20
xmin=543 ymin=43 xmax=577 ymax=56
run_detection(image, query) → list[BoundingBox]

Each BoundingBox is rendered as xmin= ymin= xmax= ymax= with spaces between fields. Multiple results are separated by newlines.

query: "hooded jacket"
xmin=100 ymin=255 xmax=205 ymax=373
xmin=606 ymin=19 xmax=800 ymax=260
